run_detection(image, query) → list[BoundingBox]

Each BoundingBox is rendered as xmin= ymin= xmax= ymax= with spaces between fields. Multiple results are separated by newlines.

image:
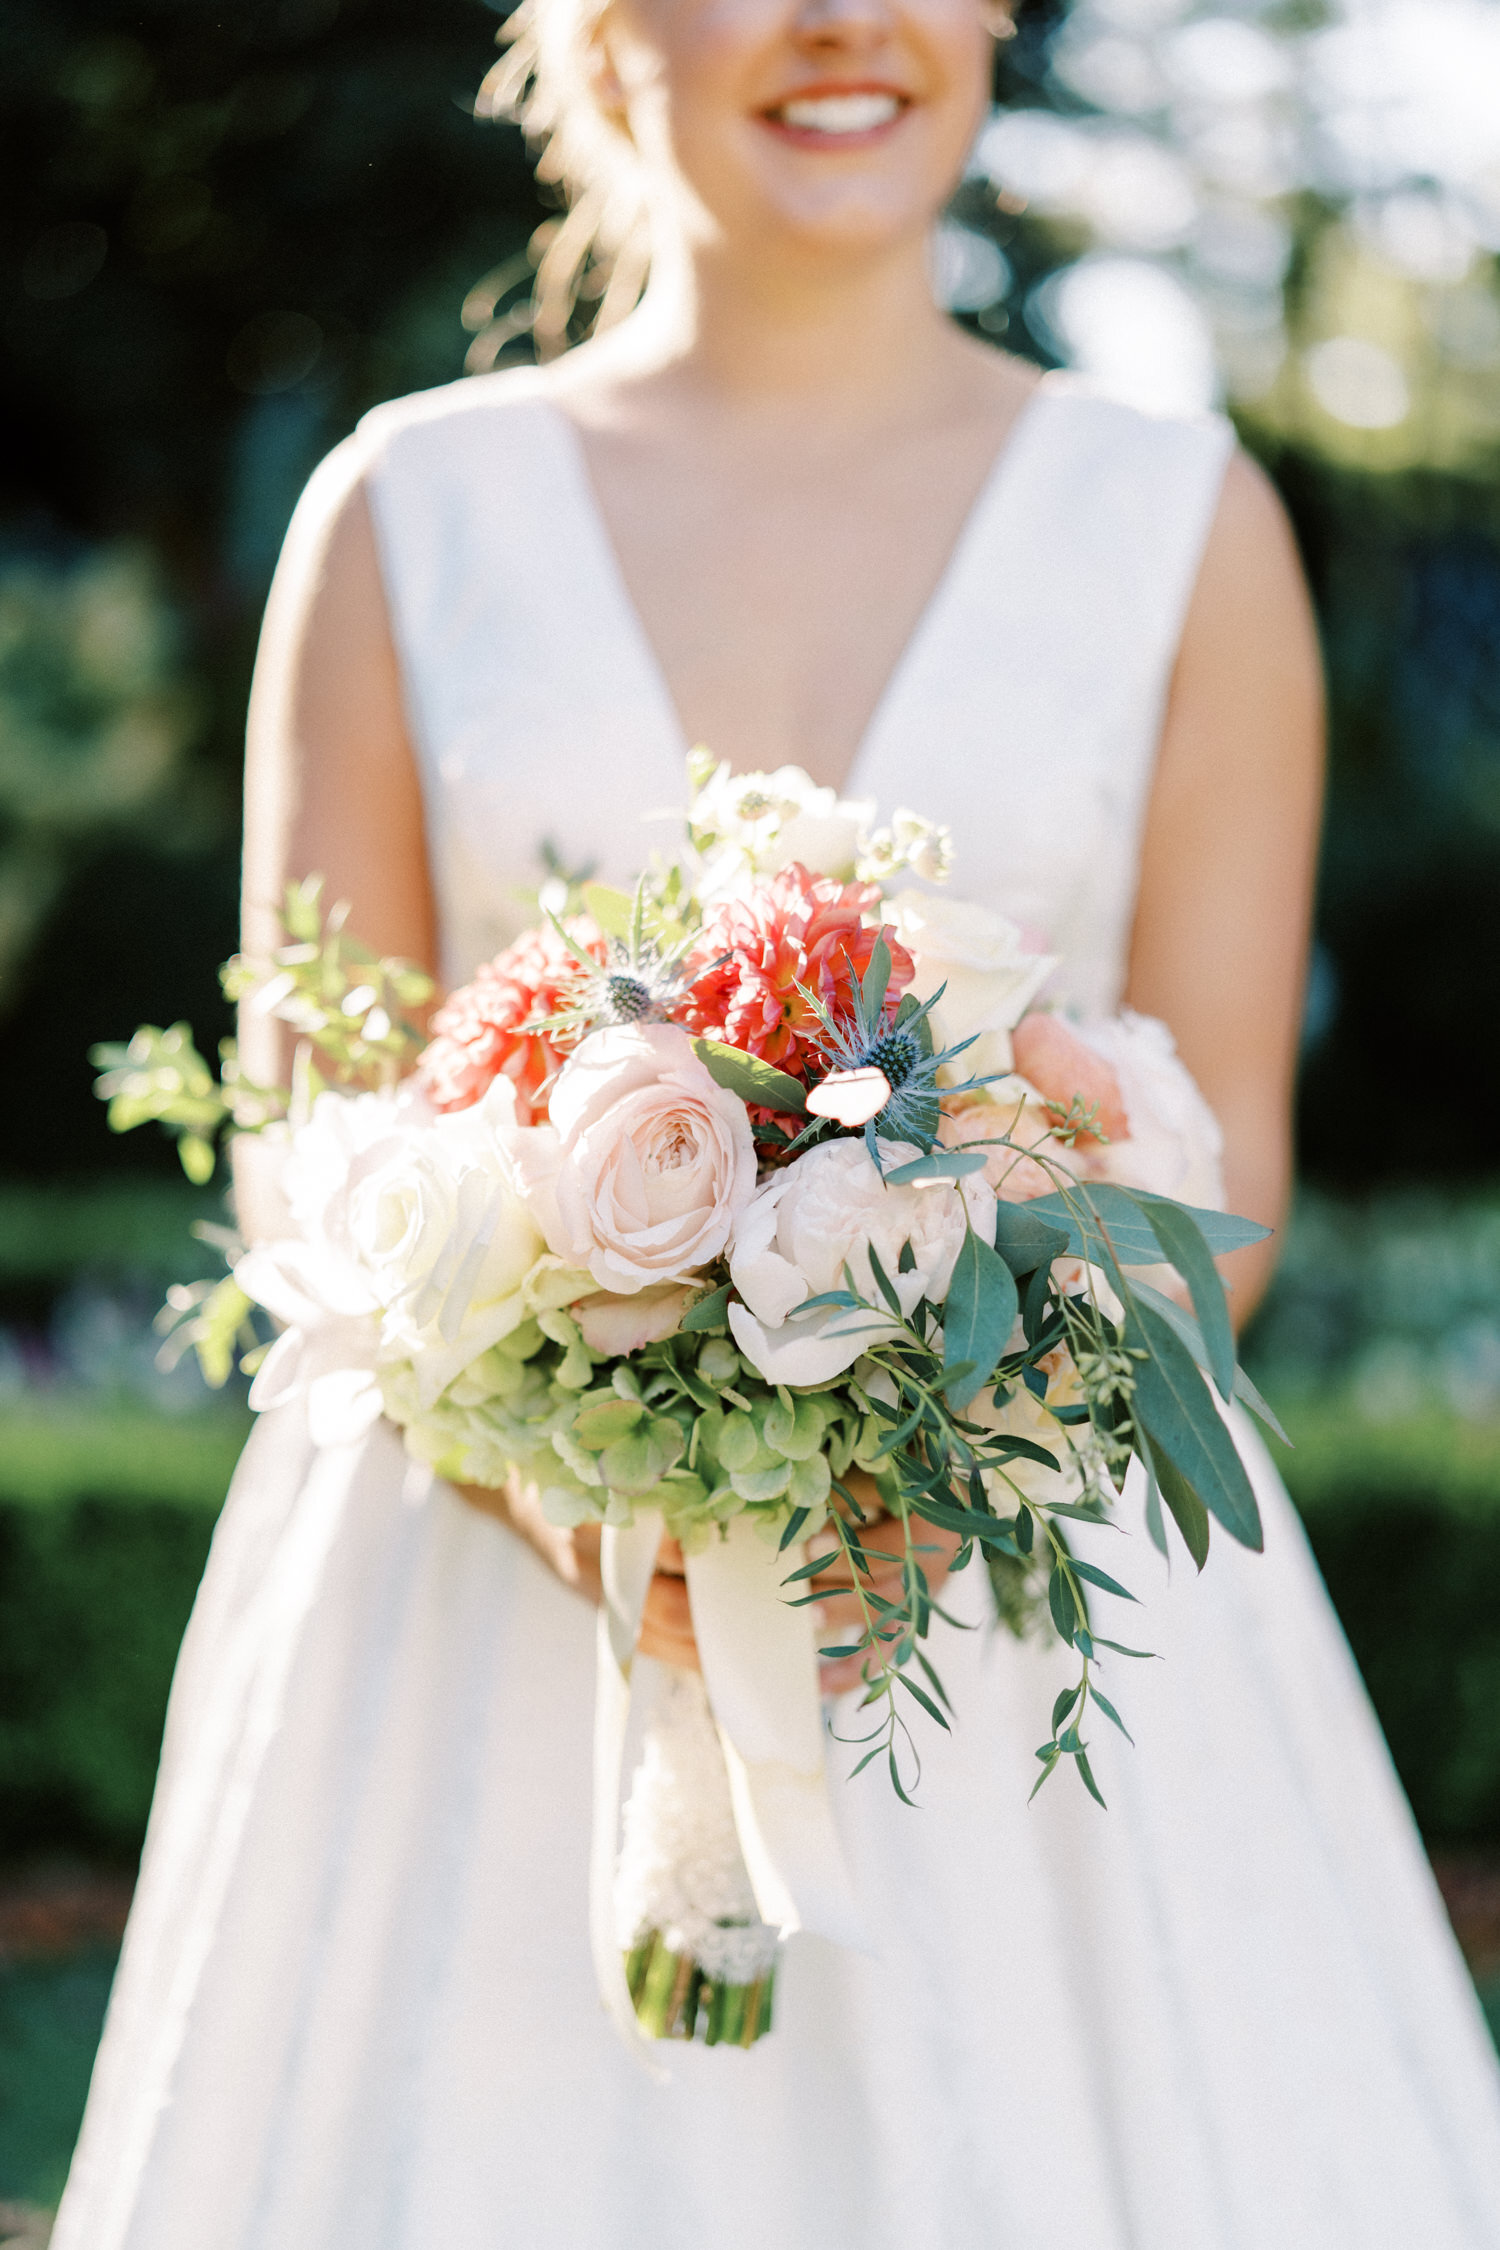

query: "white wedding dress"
xmin=54 ymin=369 xmax=1500 ymax=2248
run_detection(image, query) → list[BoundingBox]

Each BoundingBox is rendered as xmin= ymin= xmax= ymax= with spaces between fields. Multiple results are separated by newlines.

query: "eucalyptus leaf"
xmin=884 ymin=1149 xmax=990 ymax=1186
xmin=1089 ymin=1688 xmax=1134 ymax=1744
xmin=861 ymin=931 xmax=893 ymax=1022
xmin=1132 ymin=1280 xmax=1291 ymax=1450
xmin=1233 ymin=1365 xmax=1292 ymax=1449
xmin=1129 ymin=1299 xmax=1263 ymax=1551
xmin=690 ymin=1038 xmax=809 ymax=1116
xmin=1074 ymin=1748 xmax=1108 ymax=1809
xmin=1144 ymin=1436 xmax=1211 ymax=1571
xmin=681 ymin=1284 xmax=732 ymax=1333
xmin=1068 ymin=1558 xmax=1138 ymax=1603
xmin=866 ymin=1240 xmax=905 ymax=1319
xmin=942 ymin=1226 xmax=1019 ymax=1411
xmin=1024 ymin=1183 xmax=1270 ymax=1269
xmin=1134 ymin=1194 xmax=1235 ymax=1400
xmin=991 ymin=1201 xmax=1071 ymax=1277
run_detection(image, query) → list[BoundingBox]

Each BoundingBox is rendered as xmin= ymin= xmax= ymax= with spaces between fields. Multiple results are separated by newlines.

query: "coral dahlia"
xmin=681 ymin=864 xmax=913 ymax=1086
xmin=417 ymin=917 xmax=606 ymax=1125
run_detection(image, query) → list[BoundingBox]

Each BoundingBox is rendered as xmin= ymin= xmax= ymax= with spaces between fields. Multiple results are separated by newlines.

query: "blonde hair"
xmin=475 ymin=0 xmax=653 ymax=360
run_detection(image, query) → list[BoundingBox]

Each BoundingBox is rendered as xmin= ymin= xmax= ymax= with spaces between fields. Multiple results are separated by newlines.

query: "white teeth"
xmin=778 ymin=92 xmax=901 ymax=134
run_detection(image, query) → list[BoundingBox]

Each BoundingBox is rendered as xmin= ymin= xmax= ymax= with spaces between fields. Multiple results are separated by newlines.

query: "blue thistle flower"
xmin=796 ymin=930 xmax=995 ymax=1161
xmin=534 ymin=879 xmax=708 ymax=1039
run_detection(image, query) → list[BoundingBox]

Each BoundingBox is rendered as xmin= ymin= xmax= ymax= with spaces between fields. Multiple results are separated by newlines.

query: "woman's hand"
xmin=805 ymin=1473 xmax=964 ymax=1696
xmin=453 ymin=1470 xmax=962 ymax=1693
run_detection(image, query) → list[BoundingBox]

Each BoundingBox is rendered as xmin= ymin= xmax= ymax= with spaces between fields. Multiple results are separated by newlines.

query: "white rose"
xmin=527 ymin=1024 xmax=757 ymax=1297
xmin=239 ymin=1088 xmax=405 ymax=1443
xmin=241 ymin=1080 xmax=548 ymax=1425
xmin=887 ymin=890 xmax=1056 ymax=1080
xmin=280 ymin=1086 xmax=411 ymax=1254
xmin=377 ymin=1079 xmax=550 ymax=1407
xmin=727 ymin=1137 xmax=996 ymax=1385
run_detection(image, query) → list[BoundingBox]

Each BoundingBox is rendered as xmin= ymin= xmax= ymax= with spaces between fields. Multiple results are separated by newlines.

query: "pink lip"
xmin=756 ymin=82 xmax=913 ymax=151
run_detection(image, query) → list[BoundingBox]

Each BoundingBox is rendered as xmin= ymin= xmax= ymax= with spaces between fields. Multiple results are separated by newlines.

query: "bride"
xmin=54 ymin=0 xmax=1500 ymax=2240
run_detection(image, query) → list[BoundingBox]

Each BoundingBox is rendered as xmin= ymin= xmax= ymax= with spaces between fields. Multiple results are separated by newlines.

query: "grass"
xmin=0 ymin=1178 xmax=222 ymax=1288
xmin=1272 ymin=1399 xmax=1500 ymax=1519
xmin=0 ymin=1400 xmax=249 ymax=1514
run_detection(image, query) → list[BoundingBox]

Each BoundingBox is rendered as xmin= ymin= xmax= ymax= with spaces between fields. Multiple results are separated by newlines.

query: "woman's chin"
xmin=730 ymin=188 xmax=942 ymax=271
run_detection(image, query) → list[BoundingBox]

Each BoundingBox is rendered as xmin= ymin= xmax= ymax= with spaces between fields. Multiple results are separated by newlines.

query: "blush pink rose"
xmin=527 ymin=1025 xmax=757 ymax=1298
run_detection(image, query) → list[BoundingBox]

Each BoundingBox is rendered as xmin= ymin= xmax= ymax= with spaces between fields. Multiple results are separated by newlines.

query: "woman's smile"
xmin=758 ymin=82 xmax=912 ymax=149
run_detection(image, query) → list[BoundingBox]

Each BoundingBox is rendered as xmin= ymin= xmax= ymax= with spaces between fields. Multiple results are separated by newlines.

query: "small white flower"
xmin=688 ymin=756 xmax=875 ymax=886
xmin=857 ymin=809 xmax=954 ymax=886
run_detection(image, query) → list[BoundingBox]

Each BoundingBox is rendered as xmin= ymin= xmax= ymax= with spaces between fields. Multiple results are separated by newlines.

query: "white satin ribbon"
xmin=684 ymin=1518 xmax=870 ymax=1952
xmin=591 ymin=1510 xmax=669 ymax=2071
xmin=591 ymin=1510 xmax=871 ymax=2063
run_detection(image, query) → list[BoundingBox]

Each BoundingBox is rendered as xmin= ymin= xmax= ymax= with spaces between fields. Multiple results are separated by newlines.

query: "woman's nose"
xmin=788 ymin=0 xmax=896 ymax=49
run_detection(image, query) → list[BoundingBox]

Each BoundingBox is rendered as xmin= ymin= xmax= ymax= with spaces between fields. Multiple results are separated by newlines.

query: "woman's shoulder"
xmin=353 ymin=362 xmax=560 ymax=473
xmin=1025 ymin=370 xmax=1238 ymax=493
xmin=277 ymin=365 xmax=568 ymax=586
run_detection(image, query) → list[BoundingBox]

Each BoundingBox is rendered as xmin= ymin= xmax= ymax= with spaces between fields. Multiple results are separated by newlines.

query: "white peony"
xmin=1072 ymin=1010 xmax=1225 ymax=1210
xmin=525 ymin=1024 xmax=757 ymax=1299
xmin=727 ymin=1138 xmax=996 ymax=1385
xmin=886 ymin=890 xmax=1056 ymax=1080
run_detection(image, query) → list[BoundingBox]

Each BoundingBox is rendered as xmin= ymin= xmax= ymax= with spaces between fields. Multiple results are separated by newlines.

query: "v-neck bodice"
xmin=540 ymin=378 xmax=1060 ymax=803
xmin=359 ymin=365 xmax=1233 ymax=1012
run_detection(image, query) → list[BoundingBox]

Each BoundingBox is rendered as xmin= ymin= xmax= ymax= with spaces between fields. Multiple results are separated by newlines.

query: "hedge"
xmin=2 ymin=1401 xmax=1500 ymax=1857
xmin=0 ymin=1408 xmax=245 ymax=1860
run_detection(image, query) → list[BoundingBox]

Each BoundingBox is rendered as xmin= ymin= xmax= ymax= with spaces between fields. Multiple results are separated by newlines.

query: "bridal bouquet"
xmin=94 ymin=754 xmax=1280 ymax=2052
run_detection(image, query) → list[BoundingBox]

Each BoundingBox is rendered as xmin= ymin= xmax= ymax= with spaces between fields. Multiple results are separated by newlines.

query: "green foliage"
xmin=0 ymin=1176 xmax=221 ymax=1285
xmin=90 ymin=876 xmax=435 ymax=1196
xmin=689 ymin=1040 xmax=808 ymax=1118
xmin=89 ymin=1021 xmax=230 ymax=1183
xmin=941 ymin=1225 xmax=1018 ymax=1413
xmin=154 ymin=1273 xmax=258 ymax=1390
xmin=0 ymin=547 xmax=202 ymax=1011
xmin=1127 ymin=1299 xmax=1263 ymax=1552
xmin=0 ymin=1949 xmax=118 ymax=2207
xmin=220 ymin=875 xmax=434 ymax=1090
xmin=6 ymin=1392 xmax=1500 ymax=1861
xmin=0 ymin=1484 xmax=219 ymax=1858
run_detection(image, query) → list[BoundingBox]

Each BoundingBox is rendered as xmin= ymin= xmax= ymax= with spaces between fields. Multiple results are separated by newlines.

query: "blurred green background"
xmin=2 ymin=0 xmax=1500 ymax=2222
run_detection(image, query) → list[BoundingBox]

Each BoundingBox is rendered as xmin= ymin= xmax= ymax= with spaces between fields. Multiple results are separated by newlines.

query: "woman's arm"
xmin=238 ymin=461 xmax=698 ymax=1653
xmin=1125 ymin=451 xmax=1325 ymax=1328
xmin=240 ymin=441 xmax=437 ymax=1090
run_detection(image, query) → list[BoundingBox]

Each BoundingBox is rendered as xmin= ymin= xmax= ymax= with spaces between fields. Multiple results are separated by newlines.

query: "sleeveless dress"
xmin=53 ymin=370 xmax=1500 ymax=2249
